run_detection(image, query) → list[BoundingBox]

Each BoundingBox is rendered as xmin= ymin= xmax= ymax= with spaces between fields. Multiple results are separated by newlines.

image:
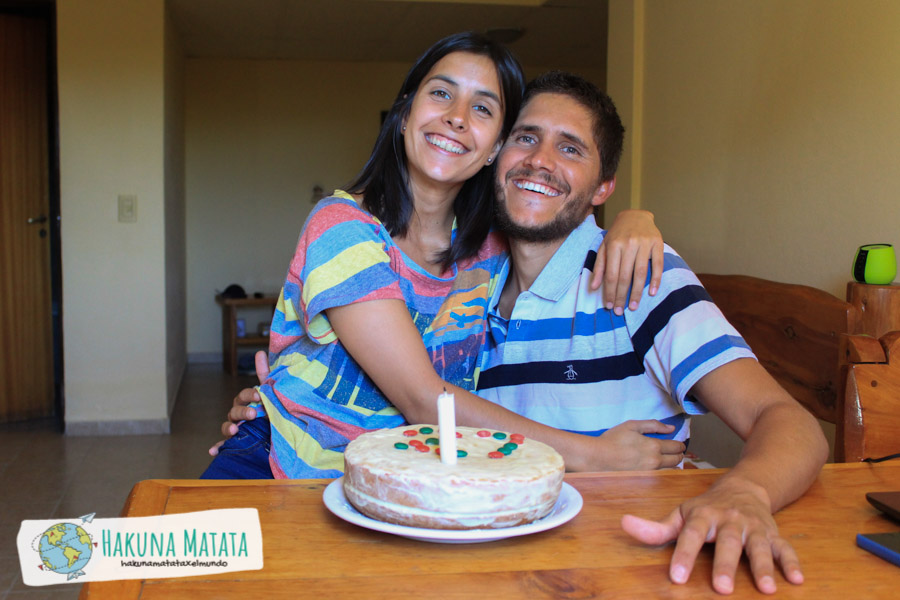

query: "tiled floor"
xmin=0 ymin=364 xmax=256 ymax=599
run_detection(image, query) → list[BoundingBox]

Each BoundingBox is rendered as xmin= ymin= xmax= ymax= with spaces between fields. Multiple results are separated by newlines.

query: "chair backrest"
xmin=697 ymin=273 xmax=862 ymax=424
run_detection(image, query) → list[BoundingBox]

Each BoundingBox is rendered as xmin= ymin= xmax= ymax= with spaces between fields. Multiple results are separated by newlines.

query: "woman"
xmin=202 ymin=32 xmax=665 ymax=479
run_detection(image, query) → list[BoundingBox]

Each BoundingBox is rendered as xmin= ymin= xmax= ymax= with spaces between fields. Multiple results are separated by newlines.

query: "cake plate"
xmin=323 ymin=478 xmax=583 ymax=544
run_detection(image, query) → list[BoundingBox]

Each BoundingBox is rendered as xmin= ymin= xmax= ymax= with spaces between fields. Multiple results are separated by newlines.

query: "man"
xmin=216 ymin=72 xmax=827 ymax=594
xmin=480 ymin=71 xmax=827 ymax=594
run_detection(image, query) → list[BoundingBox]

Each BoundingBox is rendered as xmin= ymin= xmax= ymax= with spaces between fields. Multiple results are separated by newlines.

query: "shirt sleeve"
xmin=625 ymin=247 xmax=756 ymax=412
xmin=278 ymin=197 xmax=404 ymax=346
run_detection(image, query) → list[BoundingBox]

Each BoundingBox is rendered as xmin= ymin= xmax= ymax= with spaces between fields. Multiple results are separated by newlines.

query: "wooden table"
xmin=80 ymin=463 xmax=900 ymax=599
xmin=214 ymin=295 xmax=277 ymax=375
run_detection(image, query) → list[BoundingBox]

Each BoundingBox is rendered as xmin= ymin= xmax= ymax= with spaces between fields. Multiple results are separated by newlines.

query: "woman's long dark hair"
xmin=347 ymin=32 xmax=525 ymax=268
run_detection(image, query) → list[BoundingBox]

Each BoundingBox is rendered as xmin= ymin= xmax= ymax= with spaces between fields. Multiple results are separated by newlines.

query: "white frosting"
xmin=343 ymin=425 xmax=565 ymax=530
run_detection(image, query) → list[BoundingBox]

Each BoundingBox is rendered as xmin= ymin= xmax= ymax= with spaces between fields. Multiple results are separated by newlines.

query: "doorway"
xmin=0 ymin=2 xmax=63 ymax=427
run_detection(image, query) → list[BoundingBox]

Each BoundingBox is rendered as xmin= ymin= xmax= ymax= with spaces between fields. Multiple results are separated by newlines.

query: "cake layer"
xmin=343 ymin=425 xmax=564 ymax=530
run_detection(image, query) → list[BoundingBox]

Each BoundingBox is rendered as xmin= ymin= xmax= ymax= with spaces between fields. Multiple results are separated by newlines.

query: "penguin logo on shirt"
xmin=564 ymin=365 xmax=578 ymax=381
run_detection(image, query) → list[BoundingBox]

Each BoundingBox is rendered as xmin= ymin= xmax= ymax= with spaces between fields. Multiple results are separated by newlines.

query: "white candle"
xmin=437 ymin=390 xmax=457 ymax=466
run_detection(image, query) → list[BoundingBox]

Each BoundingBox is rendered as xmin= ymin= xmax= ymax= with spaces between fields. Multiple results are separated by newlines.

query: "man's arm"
xmin=622 ymin=358 xmax=828 ymax=595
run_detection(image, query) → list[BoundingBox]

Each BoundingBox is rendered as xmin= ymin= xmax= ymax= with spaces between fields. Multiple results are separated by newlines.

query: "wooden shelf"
xmin=215 ymin=294 xmax=277 ymax=375
xmin=235 ymin=335 xmax=269 ymax=346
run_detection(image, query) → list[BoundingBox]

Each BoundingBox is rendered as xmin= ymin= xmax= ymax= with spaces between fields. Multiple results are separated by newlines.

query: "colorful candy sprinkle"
xmin=477 ymin=430 xmax=492 ymax=437
xmin=403 ymin=430 xmax=418 ymax=437
xmin=419 ymin=427 xmax=434 ymax=434
xmin=456 ymin=432 xmax=463 ymax=438
xmin=425 ymin=437 xmax=439 ymax=445
xmin=488 ymin=451 xmax=504 ymax=459
xmin=492 ymin=432 xmax=508 ymax=440
xmin=437 ymin=448 xmax=468 ymax=458
xmin=510 ymin=433 xmax=525 ymax=444
xmin=394 ymin=442 xmax=409 ymax=450
xmin=414 ymin=445 xmax=430 ymax=453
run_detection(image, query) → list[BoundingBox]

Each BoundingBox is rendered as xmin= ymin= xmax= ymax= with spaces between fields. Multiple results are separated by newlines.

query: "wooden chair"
xmin=841 ymin=331 xmax=900 ymax=462
xmin=697 ymin=274 xmax=900 ymax=462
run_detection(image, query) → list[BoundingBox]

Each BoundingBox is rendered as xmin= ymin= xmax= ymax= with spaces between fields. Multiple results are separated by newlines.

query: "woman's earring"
xmin=402 ymin=126 xmax=407 ymax=132
xmin=487 ymin=157 xmax=493 ymax=164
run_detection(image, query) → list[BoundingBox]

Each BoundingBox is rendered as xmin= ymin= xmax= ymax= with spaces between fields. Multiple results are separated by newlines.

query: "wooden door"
xmin=0 ymin=13 xmax=55 ymax=421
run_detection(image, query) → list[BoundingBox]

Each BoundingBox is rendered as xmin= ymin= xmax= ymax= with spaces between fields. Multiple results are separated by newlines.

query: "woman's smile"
xmin=425 ymin=133 xmax=469 ymax=155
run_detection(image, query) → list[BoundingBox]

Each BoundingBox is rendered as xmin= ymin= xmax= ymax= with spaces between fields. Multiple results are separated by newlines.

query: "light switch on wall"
xmin=118 ymin=194 xmax=137 ymax=223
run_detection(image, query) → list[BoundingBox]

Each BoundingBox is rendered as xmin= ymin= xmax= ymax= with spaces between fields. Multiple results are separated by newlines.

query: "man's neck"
xmin=497 ymin=236 xmax=567 ymax=318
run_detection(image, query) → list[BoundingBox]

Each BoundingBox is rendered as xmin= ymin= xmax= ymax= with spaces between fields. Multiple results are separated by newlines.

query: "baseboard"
xmin=65 ymin=418 xmax=170 ymax=436
xmin=188 ymin=352 xmax=222 ymax=364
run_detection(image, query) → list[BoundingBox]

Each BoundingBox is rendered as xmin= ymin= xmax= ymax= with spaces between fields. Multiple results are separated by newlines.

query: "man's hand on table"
xmin=621 ymin=476 xmax=802 ymax=595
xmin=208 ymin=351 xmax=269 ymax=456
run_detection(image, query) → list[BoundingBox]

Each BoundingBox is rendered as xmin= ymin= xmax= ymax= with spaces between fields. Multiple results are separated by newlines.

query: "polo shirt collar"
xmin=528 ymin=215 xmax=603 ymax=302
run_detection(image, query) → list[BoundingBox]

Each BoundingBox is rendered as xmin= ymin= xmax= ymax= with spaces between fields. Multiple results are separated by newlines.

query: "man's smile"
xmin=513 ymin=179 xmax=562 ymax=197
xmin=505 ymin=168 xmax=568 ymax=198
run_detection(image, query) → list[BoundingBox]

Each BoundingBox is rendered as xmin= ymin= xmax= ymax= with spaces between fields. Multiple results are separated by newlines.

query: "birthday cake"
xmin=342 ymin=425 xmax=565 ymax=530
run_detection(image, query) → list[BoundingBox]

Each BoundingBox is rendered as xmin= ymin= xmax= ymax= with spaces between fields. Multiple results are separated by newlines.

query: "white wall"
xmin=57 ymin=0 xmax=179 ymax=432
xmin=608 ymin=0 xmax=900 ymax=464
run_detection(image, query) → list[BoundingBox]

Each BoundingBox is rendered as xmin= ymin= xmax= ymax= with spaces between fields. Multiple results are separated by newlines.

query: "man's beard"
xmin=494 ymin=169 xmax=592 ymax=243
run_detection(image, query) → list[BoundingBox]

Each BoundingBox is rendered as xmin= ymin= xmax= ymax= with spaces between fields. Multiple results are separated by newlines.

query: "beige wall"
xmin=609 ymin=0 xmax=900 ymax=464
xmin=610 ymin=0 xmax=900 ymax=295
xmin=606 ymin=0 xmax=643 ymax=220
xmin=58 ymin=0 xmax=183 ymax=432
xmin=164 ymin=8 xmax=187 ymax=412
xmin=184 ymin=58 xmax=410 ymax=357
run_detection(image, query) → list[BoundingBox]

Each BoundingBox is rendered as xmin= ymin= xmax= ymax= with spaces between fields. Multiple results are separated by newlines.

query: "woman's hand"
xmin=593 ymin=420 xmax=685 ymax=471
xmin=591 ymin=209 xmax=664 ymax=314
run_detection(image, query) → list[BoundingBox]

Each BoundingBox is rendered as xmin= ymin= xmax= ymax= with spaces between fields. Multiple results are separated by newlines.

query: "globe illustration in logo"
xmin=38 ymin=523 xmax=93 ymax=579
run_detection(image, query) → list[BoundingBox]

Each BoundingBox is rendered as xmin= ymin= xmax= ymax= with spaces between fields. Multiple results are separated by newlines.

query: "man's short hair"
xmin=523 ymin=71 xmax=624 ymax=184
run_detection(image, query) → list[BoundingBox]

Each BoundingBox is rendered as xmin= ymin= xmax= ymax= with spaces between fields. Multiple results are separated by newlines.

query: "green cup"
xmin=852 ymin=244 xmax=897 ymax=285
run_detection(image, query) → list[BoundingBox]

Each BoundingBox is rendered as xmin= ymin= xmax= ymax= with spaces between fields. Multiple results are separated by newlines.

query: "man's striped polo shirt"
xmin=476 ymin=215 xmax=756 ymax=448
